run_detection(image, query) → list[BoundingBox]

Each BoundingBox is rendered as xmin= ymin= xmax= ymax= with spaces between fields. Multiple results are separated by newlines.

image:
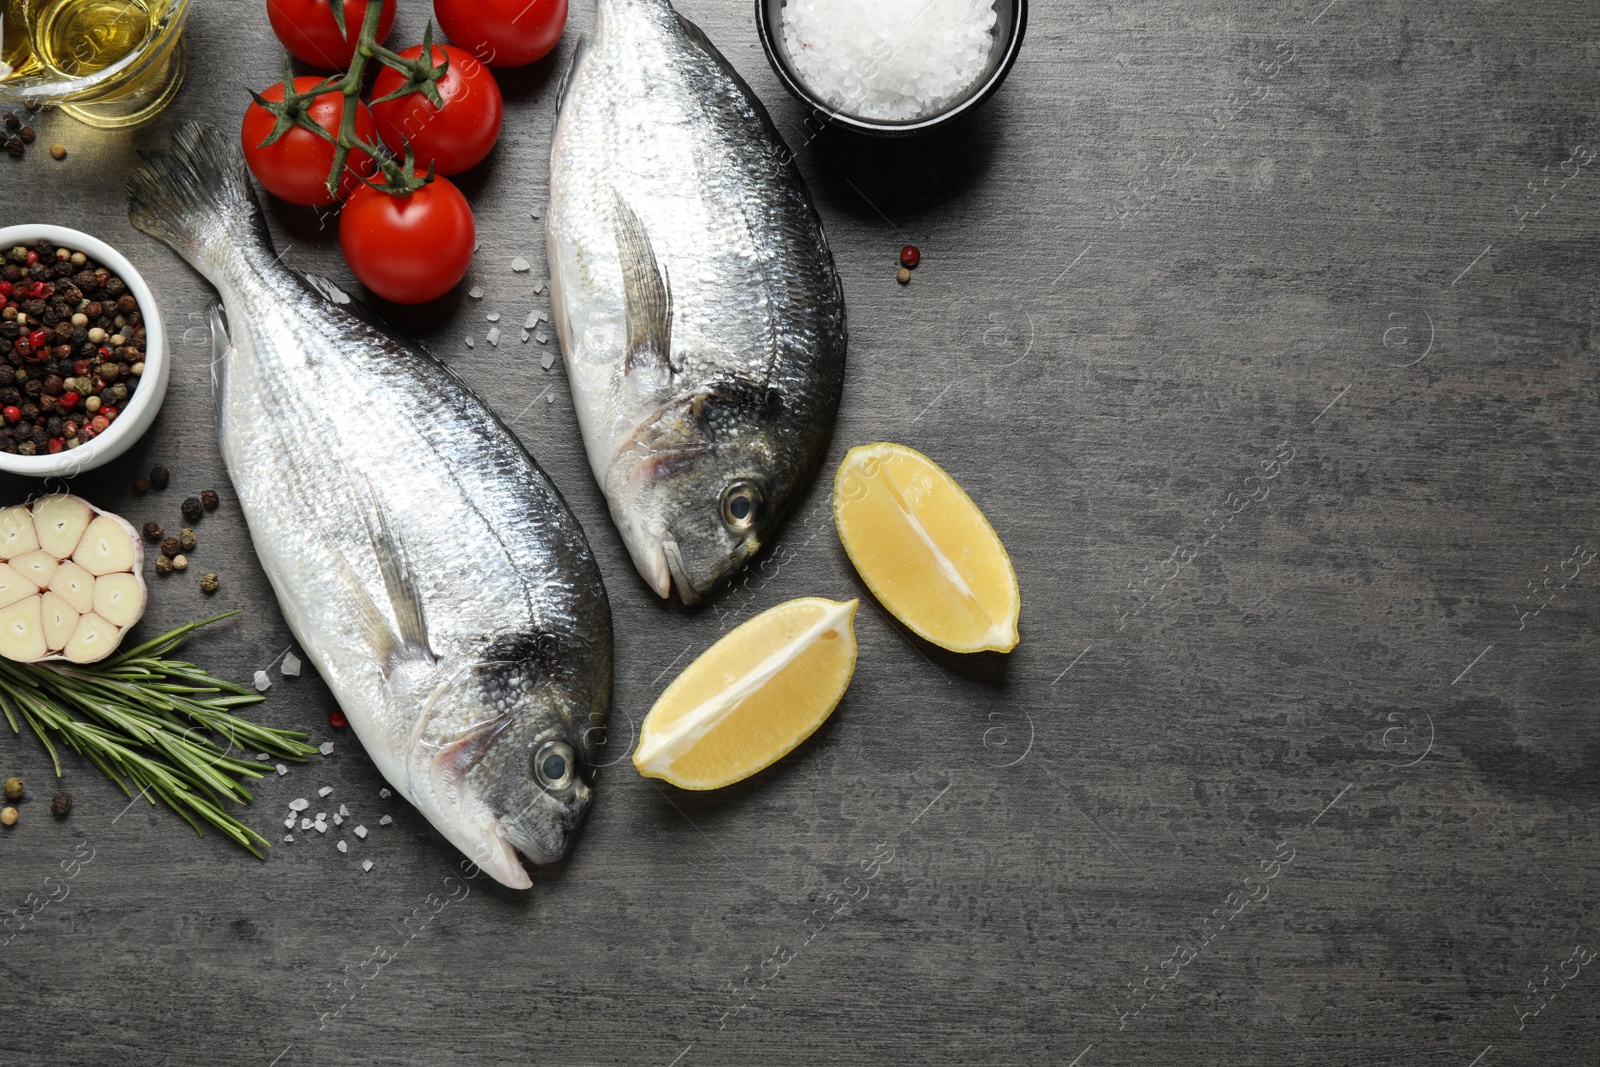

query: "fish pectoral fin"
xmin=554 ymin=33 xmax=590 ymax=120
xmin=206 ymin=302 xmax=232 ymax=403
xmin=610 ymin=188 xmax=675 ymax=378
xmin=353 ymin=475 xmax=434 ymax=658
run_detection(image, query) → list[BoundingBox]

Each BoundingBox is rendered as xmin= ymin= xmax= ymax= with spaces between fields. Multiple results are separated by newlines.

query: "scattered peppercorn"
xmin=155 ymin=555 xmax=173 ymax=574
xmin=180 ymin=496 xmax=203 ymax=523
xmin=179 ymin=527 xmax=197 ymax=551
xmin=896 ymin=267 xmax=912 ymax=285
xmin=4 ymin=139 xmax=22 ymax=159
xmin=49 ymin=143 xmax=65 ymax=160
xmin=900 ymin=244 xmax=921 ymax=269
xmin=171 ymin=553 xmax=188 ymax=571
xmin=160 ymin=536 xmax=180 ymax=557
xmin=149 ymin=465 xmax=169 ymax=489
xmin=329 ymin=709 xmax=348 ymax=729
xmin=142 ymin=521 xmax=163 ymax=540
xmin=0 ymin=806 xmax=15 ymax=826
xmin=2 ymin=114 xmax=18 ymax=132
xmin=3 ymin=775 xmax=21 ymax=799
xmin=200 ymin=488 xmax=219 ymax=511
xmin=132 ymin=475 xmax=149 ymax=493
xmin=50 ymin=792 xmax=71 ymax=817
xmin=18 ymin=126 xmax=34 ymax=145
xmin=199 ymin=572 xmax=219 ymax=594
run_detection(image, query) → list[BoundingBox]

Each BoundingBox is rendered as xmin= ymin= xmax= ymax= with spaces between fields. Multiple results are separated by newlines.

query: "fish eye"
xmin=533 ymin=740 xmax=577 ymax=792
xmin=721 ymin=481 xmax=763 ymax=531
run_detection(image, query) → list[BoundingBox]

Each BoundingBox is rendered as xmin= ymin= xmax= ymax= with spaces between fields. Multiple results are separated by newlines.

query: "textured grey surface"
xmin=2 ymin=0 xmax=1599 ymax=1064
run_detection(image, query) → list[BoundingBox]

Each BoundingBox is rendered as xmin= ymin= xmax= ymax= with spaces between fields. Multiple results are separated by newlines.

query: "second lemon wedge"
xmin=633 ymin=597 xmax=859 ymax=790
xmin=833 ymin=442 xmax=1019 ymax=653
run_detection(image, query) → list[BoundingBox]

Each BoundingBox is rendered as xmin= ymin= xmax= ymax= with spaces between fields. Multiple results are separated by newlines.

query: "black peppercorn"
xmin=181 ymin=496 xmax=203 ymax=523
xmin=50 ymin=792 xmax=70 ymax=816
xmin=150 ymin=465 xmax=169 ymax=489
xmin=2 ymin=113 xmax=17 ymax=131
xmin=160 ymin=536 xmax=180 ymax=557
xmin=132 ymin=475 xmax=149 ymax=493
xmin=142 ymin=522 xmax=163 ymax=541
xmin=200 ymin=488 xmax=219 ymax=511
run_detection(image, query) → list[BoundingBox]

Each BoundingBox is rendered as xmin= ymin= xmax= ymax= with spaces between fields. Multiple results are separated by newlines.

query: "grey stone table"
xmin=2 ymin=0 xmax=1598 ymax=1063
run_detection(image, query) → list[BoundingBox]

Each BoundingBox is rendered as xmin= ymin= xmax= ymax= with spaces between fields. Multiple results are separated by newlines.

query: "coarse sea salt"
xmin=281 ymin=651 xmax=302 ymax=677
xmin=781 ymin=0 xmax=998 ymax=122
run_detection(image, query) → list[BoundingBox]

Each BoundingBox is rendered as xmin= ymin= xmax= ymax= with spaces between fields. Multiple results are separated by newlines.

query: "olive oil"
xmin=30 ymin=0 xmax=152 ymax=78
xmin=0 ymin=0 xmax=38 ymax=79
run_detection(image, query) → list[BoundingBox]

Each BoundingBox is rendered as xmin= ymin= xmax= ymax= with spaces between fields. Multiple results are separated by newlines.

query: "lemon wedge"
xmin=833 ymin=442 xmax=1019 ymax=653
xmin=633 ymin=597 xmax=858 ymax=789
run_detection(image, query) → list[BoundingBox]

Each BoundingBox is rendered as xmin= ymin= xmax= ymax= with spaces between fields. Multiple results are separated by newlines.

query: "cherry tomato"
xmin=370 ymin=44 xmax=504 ymax=176
xmin=241 ymin=77 xmax=378 ymax=206
xmin=266 ymin=0 xmax=395 ymax=69
xmin=433 ymin=0 xmax=566 ymax=68
xmin=339 ymin=175 xmax=475 ymax=304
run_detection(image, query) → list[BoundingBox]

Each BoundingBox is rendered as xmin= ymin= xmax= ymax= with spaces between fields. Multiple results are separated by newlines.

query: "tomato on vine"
xmin=433 ymin=0 xmax=567 ymax=68
xmin=266 ymin=0 xmax=395 ymax=69
xmin=340 ymin=174 xmax=476 ymax=304
xmin=370 ymin=44 xmax=504 ymax=175
xmin=241 ymin=76 xmax=377 ymax=206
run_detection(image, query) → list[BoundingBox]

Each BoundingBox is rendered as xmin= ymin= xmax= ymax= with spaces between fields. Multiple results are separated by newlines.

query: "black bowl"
xmin=755 ymin=0 xmax=1027 ymax=136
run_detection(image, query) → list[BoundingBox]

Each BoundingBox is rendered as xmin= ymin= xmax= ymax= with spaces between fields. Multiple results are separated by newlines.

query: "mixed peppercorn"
xmin=0 ymin=239 xmax=147 ymax=456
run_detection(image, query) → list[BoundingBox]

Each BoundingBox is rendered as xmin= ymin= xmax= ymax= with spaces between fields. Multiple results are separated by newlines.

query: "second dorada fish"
xmin=548 ymin=0 xmax=847 ymax=604
xmin=128 ymin=123 xmax=613 ymax=890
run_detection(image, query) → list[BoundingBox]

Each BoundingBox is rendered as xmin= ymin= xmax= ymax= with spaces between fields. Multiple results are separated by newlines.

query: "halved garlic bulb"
xmin=0 ymin=495 xmax=146 ymax=664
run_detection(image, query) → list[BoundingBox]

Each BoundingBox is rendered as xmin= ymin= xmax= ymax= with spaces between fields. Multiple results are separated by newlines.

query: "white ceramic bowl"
xmin=0 ymin=224 xmax=169 ymax=479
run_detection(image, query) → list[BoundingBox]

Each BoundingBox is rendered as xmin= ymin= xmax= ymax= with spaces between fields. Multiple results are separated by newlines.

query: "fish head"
xmin=408 ymin=635 xmax=605 ymax=890
xmin=609 ymin=379 xmax=802 ymax=604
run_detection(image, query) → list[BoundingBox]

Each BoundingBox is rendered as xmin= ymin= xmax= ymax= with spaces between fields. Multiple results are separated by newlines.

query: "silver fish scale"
xmin=548 ymin=0 xmax=846 ymax=592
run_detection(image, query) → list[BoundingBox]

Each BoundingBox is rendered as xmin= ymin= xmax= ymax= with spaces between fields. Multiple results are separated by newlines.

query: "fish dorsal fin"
xmin=610 ymin=188 xmax=674 ymax=378
xmin=554 ymin=33 xmax=590 ymax=121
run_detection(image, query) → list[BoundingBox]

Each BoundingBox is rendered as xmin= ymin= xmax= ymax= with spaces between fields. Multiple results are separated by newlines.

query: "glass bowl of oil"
xmin=0 ymin=0 xmax=190 ymax=129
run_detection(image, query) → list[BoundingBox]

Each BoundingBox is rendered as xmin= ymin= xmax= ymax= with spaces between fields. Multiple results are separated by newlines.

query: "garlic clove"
xmin=48 ymin=560 xmax=95 ymax=615
xmin=0 ymin=596 xmax=47 ymax=662
xmin=31 ymin=495 xmax=92 ymax=558
xmin=72 ymin=515 xmax=138 ymax=576
xmin=92 ymin=572 xmax=145 ymax=628
xmin=62 ymin=613 xmax=119 ymax=665
xmin=0 ymin=562 xmax=34 ymax=609
xmin=8 ymin=549 xmax=59 ymax=591
xmin=0 ymin=505 xmax=39 ymax=559
xmin=40 ymin=591 xmax=78 ymax=651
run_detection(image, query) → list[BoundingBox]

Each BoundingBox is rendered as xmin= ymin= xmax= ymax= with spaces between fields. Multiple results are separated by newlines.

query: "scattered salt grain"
xmin=474 ymin=239 xmax=482 ymax=253
xmin=535 ymin=327 xmax=549 ymax=344
xmin=318 ymin=786 xmax=333 ymax=797
xmin=339 ymin=804 xmax=349 ymax=817
xmin=314 ymin=820 xmax=328 ymax=834
xmin=281 ymin=652 xmax=302 ymax=677
xmin=469 ymin=286 xmax=484 ymax=299
xmin=284 ymin=817 xmax=295 ymax=829
xmin=487 ymin=311 xmax=501 ymax=322
xmin=354 ymin=825 xmax=368 ymax=839
xmin=379 ymin=814 xmax=393 ymax=825
xmin=276 ymin=764 xmax=289 ymax=776
xmin=486 ymin=327 xmax=501 ymax=346
xmin=362 ymin=860 xmax=374 ymax=872
xmin=546 ymin=394 xmax=555 ymax=404
xmin=320 ymin=742 xmax=335 ymax=755
xmin=301 ymin=817 xmax=313 ymax=830
xmin=521 ymin=330 xmax=530 ymax=343
xmin=333 ymin=814 xmax=344 ymax=826
xmin=465 ymin=336 xmax=475 ymax=349
xmin=511 ymin=257 xmax=531 ymax=272
xmin=531 ymin=203 xmax=544 ymax=218
xmin=379 ymin=788 xmax=391 ymax=798
xmin=285 ymin=834 xmax=294 ymax=842
xmin=256 ymin=753 xmax=270 ymax=761
xmin=533 ymin=279 xmax=548 ymax=294
xmin=289 ymin=798 xmax=309 ymax=811
xmin=780 ymin=0 xmax=998 ymax=122
xmin=315 ymin=812 xmax=326 ymax=821
xmin=337 ymin=840 xmax=348 ymax=853
xmin=524 ymin=311 xmax=541 ymax=329
xmin=253 ymin=670 xmax=271 ymax=692
xmin=540 ymin=350 xmax=555 ymax=371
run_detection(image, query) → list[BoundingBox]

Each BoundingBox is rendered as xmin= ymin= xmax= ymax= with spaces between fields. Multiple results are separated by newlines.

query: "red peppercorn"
xmin=27 ymin=281 xmax=48 ymax=299
xmin=82 ymin=426 xmax=97 ymax=440
xmin=0 ymin=296 xmax=7 ymax=312
xmin=60 ymin=391 xmax=79 ymax=409
xmin=71 ymin=360 xmax=90 ymax=377
xmin=900 ymin=244 xmax=921 ymax=269
xmin=24 ymin=250 xmax=37 ymax=265
xmin=102 ymin=406 xmax=118 ymax=421
xmin=2 ymin=406 xmax=18 ymax=423
xmin=0 ymin=281 xmax=11 ymax=296
xmin=90 ymin=414 xmax=109 ymax=433
xmin=27 ymin=329 xmax=46 ymax=350
xmin=96 ymin=346 xmax=111 ymax=359
xmin=328 ymin=709 xmax=348 ymax=729
xmin=47 ymin=437 xmax=64 ymax=454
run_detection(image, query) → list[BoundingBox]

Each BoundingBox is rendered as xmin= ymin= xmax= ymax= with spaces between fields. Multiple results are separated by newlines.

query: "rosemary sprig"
xmin=0 ymin=613 xmax=318 ymax=857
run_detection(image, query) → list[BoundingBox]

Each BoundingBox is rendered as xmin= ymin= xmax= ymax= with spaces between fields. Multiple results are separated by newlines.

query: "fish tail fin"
xmin=127 ymin=121 xmax=266 ymax=279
